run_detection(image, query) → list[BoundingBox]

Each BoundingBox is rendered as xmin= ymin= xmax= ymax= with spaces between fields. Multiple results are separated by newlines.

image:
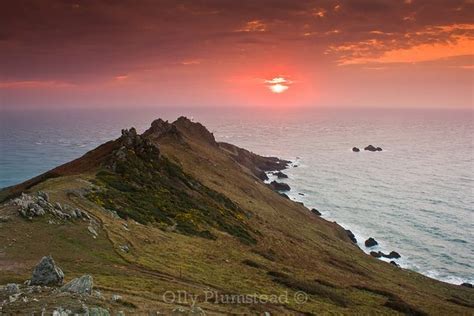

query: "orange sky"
xmin=0 ymin=0 xmax=473 ymax=109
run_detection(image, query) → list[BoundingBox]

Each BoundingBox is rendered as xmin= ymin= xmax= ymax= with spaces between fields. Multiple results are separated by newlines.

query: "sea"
xmin=0 ymin=106 xmax=472 ymax=285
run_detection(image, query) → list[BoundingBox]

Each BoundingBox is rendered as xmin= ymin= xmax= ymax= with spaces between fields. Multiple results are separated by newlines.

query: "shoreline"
xmin=265 ymin=158 xmax=472 ymax=286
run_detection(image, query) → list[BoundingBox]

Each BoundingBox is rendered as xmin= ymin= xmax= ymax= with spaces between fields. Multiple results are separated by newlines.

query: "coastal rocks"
xmin=370 ymin=251 xmax=382 ymax=258
xmin=30 ymin=256 xmax=64 ymax=286
xmin=364 ymin=145 xmax=383 ymax=152
xmin=269 ymin=181 xmax=290 ymax=191
xmin=273 ymin=171 xmax=288 ymax=179
xmin=460 ymin=283 xmax=473 ymax=288
xmin=370 ymin=251 xmax=401 ymax=259
xmin=365 ymin=237 xmax=378 ymax=248
xmin=390 ymin=261 xmax=400 ymax=267
xmin=12 ymin=192 xmax=88 ymax=221
xmin=311 ymin=208 xmax=321 ymax=216
xmin=257 ymin=170 xmax=269 ymax=181
xmin=388 ymin=251 xmax=401 ymax=259
xmin=61 ymin=275 xmax=93 ymax=295
xmin=352 ymin=147 xmax=360 ymax=152
xmin=345 ymin=230 xmax=357 ymax=244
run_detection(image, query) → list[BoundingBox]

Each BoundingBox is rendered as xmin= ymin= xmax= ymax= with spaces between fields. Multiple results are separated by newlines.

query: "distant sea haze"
xmin=0 ymin=107 xmax=472 ymax=285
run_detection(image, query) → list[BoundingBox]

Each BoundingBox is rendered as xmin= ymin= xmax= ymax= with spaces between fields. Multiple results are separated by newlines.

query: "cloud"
xmin=0 ymin=80 xmax=76 ymax=89
xmin=236 ymin=20 xmax=267 ymax=32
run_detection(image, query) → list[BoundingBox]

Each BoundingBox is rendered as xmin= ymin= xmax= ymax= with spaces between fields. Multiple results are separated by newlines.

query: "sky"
xmin=0 ymin=0 xmax=473 ymax=110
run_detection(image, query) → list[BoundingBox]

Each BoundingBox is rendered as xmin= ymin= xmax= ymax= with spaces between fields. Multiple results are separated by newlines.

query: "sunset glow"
xmin=269 ymin=83 xmax=289 ymax=94
xmin=0 ymin=1 xmax=472 ymax=109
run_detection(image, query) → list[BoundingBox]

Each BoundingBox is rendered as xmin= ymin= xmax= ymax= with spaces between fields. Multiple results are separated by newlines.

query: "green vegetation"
xmin=88 ymin=146 xmax=256 ymax=244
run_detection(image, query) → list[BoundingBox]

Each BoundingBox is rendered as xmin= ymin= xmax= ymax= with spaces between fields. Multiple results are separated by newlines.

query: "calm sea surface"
xmin=0 ymin=107 xmax=472 ymax=284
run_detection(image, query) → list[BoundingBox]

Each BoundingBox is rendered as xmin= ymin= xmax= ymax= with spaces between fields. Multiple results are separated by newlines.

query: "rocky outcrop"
xmin=219 ymin=142 xmax=290 ymax=180
xmin=61 ymin=275 xmax=93 ymax=295
xmin=364 ymin=145 xmax=383 ymax=152
xmin=370 ymin=251 xmax=401 ymax=259
xmin=460 ymin=283 xmax=473 ymax=288
xmin=173 ymin=116 xmax=217 ymax=146
xmin=12 ymin=192 xmax=88 ymax=221
xmin=30 ymin=256 xmax=64 ymax=286
xmin=345 ymin=230 xmax=357 ymax=243
xmin=352 ymin=147 xmax=360 ymax=152
xmin=390 ymin=261 xmax=400 ymax=267
xmin=311 ymin=208 xmax=321 ymax=216
xmin=274 ymin=171 xmax=288 ymax=179
xmin=143 ymin=118 xmax=183 ymax=141
xmin=269 ymin=181 xmax=290 ymax=191
xmin=365 ymin=237 xmax=378 ymax=248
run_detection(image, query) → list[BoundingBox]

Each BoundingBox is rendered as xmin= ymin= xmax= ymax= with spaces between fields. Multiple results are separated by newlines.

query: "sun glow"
xmin=265 ymin=76 xmax=291 ymax=93
xmin=269 ymin=83 xmax=288 ymax=93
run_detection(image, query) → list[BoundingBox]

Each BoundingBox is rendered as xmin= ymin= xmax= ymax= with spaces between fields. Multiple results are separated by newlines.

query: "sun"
xmin=269 ymin=83 xmax=288 ymax=93
xmin=265 ymin=76 xmax=291 ymax=93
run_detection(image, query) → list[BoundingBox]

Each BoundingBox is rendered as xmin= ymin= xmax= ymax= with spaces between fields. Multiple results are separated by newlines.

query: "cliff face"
xmin=0 ymin=117 xmax=472 ymax=315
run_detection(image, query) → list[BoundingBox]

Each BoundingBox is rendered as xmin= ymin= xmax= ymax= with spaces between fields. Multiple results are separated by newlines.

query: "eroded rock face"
xmin=30 ymin=256 xmax=64 ymax=286
xmin=61 ymin=275 xmax=93 ymax=295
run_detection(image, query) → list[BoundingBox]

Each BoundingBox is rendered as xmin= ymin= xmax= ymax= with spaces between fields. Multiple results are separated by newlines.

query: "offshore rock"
xmin=365 ymin=237 xmax=378 ymax=248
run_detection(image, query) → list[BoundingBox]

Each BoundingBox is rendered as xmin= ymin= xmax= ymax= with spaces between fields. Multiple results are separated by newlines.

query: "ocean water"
xmin=0 ymin=107 xmax=472 ymax=284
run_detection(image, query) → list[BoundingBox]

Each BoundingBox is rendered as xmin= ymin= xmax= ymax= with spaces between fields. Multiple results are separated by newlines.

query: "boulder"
xmin=376 ymin=147 xmax=383 ymax=151
xmin=61 ymin=275 xmax=93 ymax=295
xmin=37 ymin=191 xmax=49 ymax=202
xmin=274 ymin=171 xmax=288 ymax=179
xmin=461 ymin=283 xmax=473 ymax=288
xmin=5 ymin=283 xmax=20 ymax=294
xmin=311 ymin=208 xmax=321 ymax=216
xmin=269 ymin=181 xmax=290 ymax=191
xmin=365 ymin=237 xmax=378 ymax=248
xmin=390 ymin=261 xmax=400 ymax=267
xmin=31 ymin=256 xmax=64 ymax=286
xmin=370 ymin=251 xmax=382 ymax=258
xmin=345 ymin=230 xmax=357 ymax=243
xmin=388 ymin=251 xmax=401 ymax=259
xmin=352 ymin=147 xmax=360 ymax=152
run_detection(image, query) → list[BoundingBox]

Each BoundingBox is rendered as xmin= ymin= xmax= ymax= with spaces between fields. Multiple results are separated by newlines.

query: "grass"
xmin=87 ymin=145 xmax=257 ymax=245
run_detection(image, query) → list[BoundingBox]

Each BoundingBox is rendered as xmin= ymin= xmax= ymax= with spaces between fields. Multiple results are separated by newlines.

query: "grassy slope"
xmin=0 ymin=118 xmax=472 ymax=315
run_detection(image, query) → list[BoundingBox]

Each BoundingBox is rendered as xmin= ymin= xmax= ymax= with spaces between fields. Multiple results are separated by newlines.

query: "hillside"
xmin=0 ymin=117 xmax=472 ymax=315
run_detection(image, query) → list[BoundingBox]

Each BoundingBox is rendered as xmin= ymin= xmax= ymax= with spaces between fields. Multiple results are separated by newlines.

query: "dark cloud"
xmin=0 ymin=0 xmax=472 ymax=82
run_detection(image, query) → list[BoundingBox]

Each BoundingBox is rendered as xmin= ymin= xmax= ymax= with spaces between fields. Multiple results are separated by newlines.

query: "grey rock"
xmin=111 ymin=294 xmax=122 ymax=301
xmin=5 ymin=283 xmax=20 ymax=294
xmin=55 ymin=202 xmax=63 ymax=211
xmin=88 ymin=225 xmax=98 ymax=238
xmin=89 ymin=307 xmax=110 ymax=316
xmin=119 ymin=245 xmax=129 ymax=253
xmin=61 ymin=275 xmax=93 ymax=295
xmin=30 ymin=256 xmax=64 ymax=286
xmin=38 ymin=191 xmax=49 ymax=202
